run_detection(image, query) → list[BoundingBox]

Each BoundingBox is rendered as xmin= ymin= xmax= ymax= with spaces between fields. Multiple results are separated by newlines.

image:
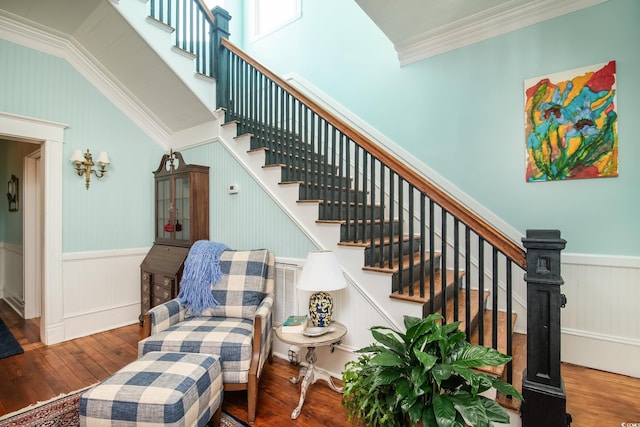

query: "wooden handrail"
xmin=221 ymin=38 xmax=526 ymax=268
xmin=195 ymin=0 xmax=216 ymax=26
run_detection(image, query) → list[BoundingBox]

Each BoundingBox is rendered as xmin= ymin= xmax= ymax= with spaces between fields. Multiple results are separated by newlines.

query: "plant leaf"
xmin=422 ymin=406 xmax=439 ymax=427
xmin=479 ymin=395 xmax=511 ymax=423
xmin=488 ymin=376 xmax=524 ymax=401
xmin=433 ymin=393 xmax=456 ymax=427
xmin=396 ymin=377 xmax=413 ymax=398
xmin=371 ymin=349 xmax=405 ymax=367
xmin=371 ymin=328 xmax=406 ymax=354
xmin=450 ymin=393 xmax=489 ymax=426
xmin=451 ymin=345 xmax=511 ymax=367
xmin=431 ymin=363 xmax=452 ymax=388
xmin=414 ymin=348 xmax=438 ymax=370
xmin=403 ymin=315 xmax=423 ymax=331
xmin=355 ymin=344 xmax=387 ymax=354
xmin=377 ymin=366 xmax=402 ymax=385
xmin=406 ymin=313 xmax=441 ymax=339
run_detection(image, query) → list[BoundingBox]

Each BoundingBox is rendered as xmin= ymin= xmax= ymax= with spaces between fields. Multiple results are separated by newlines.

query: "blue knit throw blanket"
xmin=177 ymin=241 xmax=230 ymax=316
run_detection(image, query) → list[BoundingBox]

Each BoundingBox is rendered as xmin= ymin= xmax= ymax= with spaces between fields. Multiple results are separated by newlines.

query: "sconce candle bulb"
xmin=70 ymin=149 xmax=110 ymax=189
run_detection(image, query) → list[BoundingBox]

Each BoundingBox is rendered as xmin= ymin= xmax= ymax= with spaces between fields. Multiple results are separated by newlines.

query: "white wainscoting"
xmin=0 ymin=242 xmax=24 ymax=313
xmin=272 ymin=253 xmax=640 ymax=380
xmin=271 ymin=257 xmax=396 ymax=377
xmin=560 ymin=253 xmax=640 ymax=378
xmin=62 ymin=247 xmax=148 ymax=341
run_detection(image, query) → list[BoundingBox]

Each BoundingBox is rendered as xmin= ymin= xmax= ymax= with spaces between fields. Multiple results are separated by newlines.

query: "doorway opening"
xmin=0 ymin=111 xmax=66 ymax=345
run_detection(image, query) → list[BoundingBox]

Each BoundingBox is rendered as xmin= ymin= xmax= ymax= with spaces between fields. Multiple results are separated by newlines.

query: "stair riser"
xmin=418 ymin=280 xmax=458 ymax=314
xmin=340 ymin=220 xmax=401 ymax=241
xmin=317 ymin=204 xmax=384 ymax=221
xmin=364 ymin=237 xmax=422 ymax=266
xmin=300 ymin=185 xmax=366 ymax=203
xmin=263 ymin=146 xmax=331 ymax=168
xmin=283 ymin=169 xmax=352 ymax=188
xmin=391 ymin=255 xmax=441 ymax=290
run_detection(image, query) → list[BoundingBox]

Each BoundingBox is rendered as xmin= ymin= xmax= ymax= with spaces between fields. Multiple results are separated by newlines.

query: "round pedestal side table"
xmin=275 ymin=321 xmax=347 ymax=419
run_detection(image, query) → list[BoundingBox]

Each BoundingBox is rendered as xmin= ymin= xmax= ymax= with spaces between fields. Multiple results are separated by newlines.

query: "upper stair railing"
xmin=216 ymin=36 xmax=525 ymax=386
xmin=149 ymin=0 xmax=226 ymax=78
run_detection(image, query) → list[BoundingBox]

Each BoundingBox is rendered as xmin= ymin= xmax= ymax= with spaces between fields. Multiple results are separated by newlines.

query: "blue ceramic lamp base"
xmin=308 ymin=291 xmax=334 ymax=327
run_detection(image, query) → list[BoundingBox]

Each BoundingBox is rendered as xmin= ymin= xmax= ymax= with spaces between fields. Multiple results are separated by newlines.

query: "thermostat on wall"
xmin=228 ymin=184 xmax=239 ymax=194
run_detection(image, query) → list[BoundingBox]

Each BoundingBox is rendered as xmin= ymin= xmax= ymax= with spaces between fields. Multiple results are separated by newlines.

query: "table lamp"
xmin=296 ymin=250 xmax=347 ymax=327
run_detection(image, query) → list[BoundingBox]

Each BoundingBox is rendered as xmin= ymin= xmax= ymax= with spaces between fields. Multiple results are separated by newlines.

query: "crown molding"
xmin=397 ymin=0 xmax=608 ymax=66
xmin=0 ymin=11 xmax=171 ymax=149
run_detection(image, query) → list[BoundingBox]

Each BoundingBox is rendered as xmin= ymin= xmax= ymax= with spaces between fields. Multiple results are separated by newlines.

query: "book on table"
xmin=282 ymin=315 xmax=308 ymax=333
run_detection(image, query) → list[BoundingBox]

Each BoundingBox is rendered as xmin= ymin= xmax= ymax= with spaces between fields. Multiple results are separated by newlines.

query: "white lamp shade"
xmin=95 ymin=151 xmax=111 ymax=165
xmin=297 ymin=250 xmax=347 ymax=292
xmin=69 ymin=149 xmax=84 ymax=163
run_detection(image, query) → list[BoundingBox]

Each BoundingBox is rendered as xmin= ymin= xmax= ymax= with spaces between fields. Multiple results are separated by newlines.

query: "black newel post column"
xmin=212 ymin=6 xmax=231 ymax=109
xmin=521 ymin=230 xmax=571 ymax=427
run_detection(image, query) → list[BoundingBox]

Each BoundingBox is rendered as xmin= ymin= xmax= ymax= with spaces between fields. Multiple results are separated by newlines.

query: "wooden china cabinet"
xmin=140 ymin=151 xmax=209 ymax=323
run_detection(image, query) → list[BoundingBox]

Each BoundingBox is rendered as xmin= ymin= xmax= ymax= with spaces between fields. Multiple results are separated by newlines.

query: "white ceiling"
xmin=355 ymin=0 xmax=608 ymax=65
xmin=0 ymin=0 xmax=214 ymax=137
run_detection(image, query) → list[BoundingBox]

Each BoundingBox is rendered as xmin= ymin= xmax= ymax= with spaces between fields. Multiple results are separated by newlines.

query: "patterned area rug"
xmin=0 ymin=386 xmax=248 ymax=427
xmin=0 ymin=317 xmax=23 ymax=359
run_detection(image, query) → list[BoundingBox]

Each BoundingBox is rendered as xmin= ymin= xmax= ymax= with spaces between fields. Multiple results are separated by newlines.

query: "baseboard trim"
xmin=64 ymin=302 xmax=140 ymax=342
xmin=562 ymin=329 xmax=640 ymax=378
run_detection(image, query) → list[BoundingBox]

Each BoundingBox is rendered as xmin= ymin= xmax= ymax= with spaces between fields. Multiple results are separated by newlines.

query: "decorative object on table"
xmin=6 ymin=174 xmax=18 ymax=212
xmin=524 ymin=60 xmax=618 ymax=182
xmin=69 ymin=149 xmax=110 ymax=189
xmin=281 ymin=315 xmax=308 ymax=333
xmin=302 ymin=326 xmax=335 ymax=337
xmin=296 ymin=250 xmax=347 ymax=327
xmin=342 ymin=313 xmax=522 ymax=427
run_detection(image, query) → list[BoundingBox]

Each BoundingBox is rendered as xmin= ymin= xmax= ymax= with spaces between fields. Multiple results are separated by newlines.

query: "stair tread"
xmin=496 ymin=332 xmax=525 ymax=412
xmin=470 ymin=310 xmax=518 ymax=376
xmin=338 ymin=234 xmax=419 ymax=248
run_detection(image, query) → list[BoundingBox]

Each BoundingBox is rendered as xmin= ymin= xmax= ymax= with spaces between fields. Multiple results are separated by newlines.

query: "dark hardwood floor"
xmin=1 ymin=299 xmax=639 ymax=426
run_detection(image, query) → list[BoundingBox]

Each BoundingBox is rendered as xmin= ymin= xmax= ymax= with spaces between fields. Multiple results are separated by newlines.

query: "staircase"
xmin=119 ymin=0 xmax=541 ymax=413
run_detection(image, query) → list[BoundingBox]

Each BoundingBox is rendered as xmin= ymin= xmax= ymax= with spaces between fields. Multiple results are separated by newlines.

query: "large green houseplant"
xmin=342 ymin=313 xmax=522 ymax=427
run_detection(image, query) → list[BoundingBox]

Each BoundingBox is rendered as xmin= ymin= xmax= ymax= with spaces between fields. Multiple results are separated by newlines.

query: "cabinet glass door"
xmin=156 ymin=178 xmax=172 ymax=242
xmin=174 ymin=176 xmax=190 ymax=243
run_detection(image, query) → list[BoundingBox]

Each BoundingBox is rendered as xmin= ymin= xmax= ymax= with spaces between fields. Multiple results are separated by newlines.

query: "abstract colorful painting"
xmin=524 ymin=61 xmax=618 ymax=182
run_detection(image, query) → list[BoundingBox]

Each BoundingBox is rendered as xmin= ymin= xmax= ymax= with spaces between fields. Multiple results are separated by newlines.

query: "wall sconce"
xmin=7 ymin=174 xmax=18 ymax=212
xmin=69 ymin=149 xmax=110 ymax=189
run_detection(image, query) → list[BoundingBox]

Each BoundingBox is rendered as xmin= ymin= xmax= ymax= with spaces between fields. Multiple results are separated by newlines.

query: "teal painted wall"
xmin=0 ymin=143 xmax=7 ymax=242
xmin=182 ymin=142 xmax=316 ymax=258
xmin=0 ymin=40 xmax=163 ymax=252
xmin=236 ymin=0 xmax=640 ymax=256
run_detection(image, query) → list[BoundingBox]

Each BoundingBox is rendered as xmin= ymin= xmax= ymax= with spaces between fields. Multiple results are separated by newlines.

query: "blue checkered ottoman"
xmin=79 ymin=351 xmax=223 ymax=427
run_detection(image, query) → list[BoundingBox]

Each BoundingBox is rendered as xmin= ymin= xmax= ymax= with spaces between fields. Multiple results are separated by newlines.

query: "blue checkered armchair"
xmin=139 ymin=249 xmax=275 ymax=424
